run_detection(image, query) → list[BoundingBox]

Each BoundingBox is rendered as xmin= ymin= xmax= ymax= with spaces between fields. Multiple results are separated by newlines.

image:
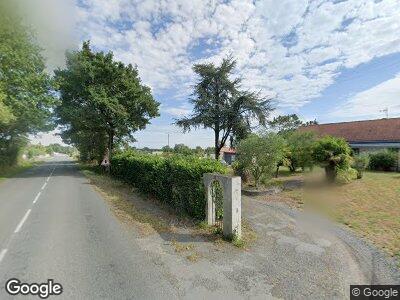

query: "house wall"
xmin=222 ymin=153 xmax=236 ymax=165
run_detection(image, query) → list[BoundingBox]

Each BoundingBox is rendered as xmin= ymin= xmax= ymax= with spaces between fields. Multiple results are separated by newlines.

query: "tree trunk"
xmin=324 ymin=165 xmax=336 ymax=182
xmin=106 ymin=129 xmax=114 ymax=173
xmin=214 ymin=129 xmax=220 ymax=160
xmin=275 ymin=165 xmax=280 ymax=178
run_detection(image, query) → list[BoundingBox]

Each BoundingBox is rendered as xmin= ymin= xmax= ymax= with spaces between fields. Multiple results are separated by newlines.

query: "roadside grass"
xmin=279 ymin=171 xmax=400 ymax=260
xmin=80 ymin=163 xmax=257 ymax=254
xmin=0 ymin=161 xmax=40 ymax=182
xmin=80 ymin=165 xmax=170 ymax=234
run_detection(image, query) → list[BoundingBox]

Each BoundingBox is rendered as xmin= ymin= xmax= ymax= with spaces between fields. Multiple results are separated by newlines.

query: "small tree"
xmin=312 ymin=136 xmax=352 ymax=182
xmin=194 ymin=146 xmax=204 ymax=157
xmin=161 ymin=145 xmax=172 ymax=153
xmin=173 ymin=144 xmax=192 ymax=156
xmin=237 ymin=133 xmax=285 ymax=187
xmin=285 ymin=131 xmax=316 ymax=172
xmin=352 ymin=153 xmax=369 ymax=179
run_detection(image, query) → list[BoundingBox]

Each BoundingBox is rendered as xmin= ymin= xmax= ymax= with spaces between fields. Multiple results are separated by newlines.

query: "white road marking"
xmin=46 ymin=166 xmax=56 ymax=182
xmin=14 ymin=209 xmax=31 ymax=233
xmin=33 ymin=191 xmax=41 ymax=204
xmin=0 ymin=248 xmax=7 ymax=264
xmin=41 ymin=182 xmax=47 ymax=190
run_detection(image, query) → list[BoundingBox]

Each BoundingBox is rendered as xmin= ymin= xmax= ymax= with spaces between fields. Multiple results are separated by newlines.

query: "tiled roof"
xmin=299 ymin=118 xmax=400 ymax=142
xmin=220 ymin=147 xmax=236 ymax=154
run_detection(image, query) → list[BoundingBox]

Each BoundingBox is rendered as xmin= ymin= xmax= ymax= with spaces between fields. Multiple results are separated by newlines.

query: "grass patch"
xmin=80 ymin=165 xmax=169 ymax=234
xmin=195 ymin=219 xmax=257 ymax=249
xmin=282 ymin=171 xmax=400 ymax=259
xmin=0 ymin=161 xmax=40 ymax=182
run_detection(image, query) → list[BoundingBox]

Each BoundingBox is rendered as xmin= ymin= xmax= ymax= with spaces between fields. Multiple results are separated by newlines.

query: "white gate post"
xmin=223 ymin=176 xmax=241 ymax=239
xmin=203 ymin=173 xmax=241 ymax=239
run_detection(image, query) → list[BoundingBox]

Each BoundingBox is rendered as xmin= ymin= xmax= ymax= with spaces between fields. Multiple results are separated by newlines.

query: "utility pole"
xmin=167 ymin=133 xmax=170 ymax=148
xmin=380 ymin=108 xmax=389 ymax=119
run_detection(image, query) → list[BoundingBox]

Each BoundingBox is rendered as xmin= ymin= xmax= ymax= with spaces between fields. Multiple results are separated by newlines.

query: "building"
xmin=220 ymin=147 xmax=236 ymax=165
xmin=300 ymin=117 xmax=400 ymax=170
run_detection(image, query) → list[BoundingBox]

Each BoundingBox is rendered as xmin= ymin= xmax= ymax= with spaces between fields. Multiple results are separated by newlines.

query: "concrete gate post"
xmin=203 ymin=173 xmax=241 ymax=238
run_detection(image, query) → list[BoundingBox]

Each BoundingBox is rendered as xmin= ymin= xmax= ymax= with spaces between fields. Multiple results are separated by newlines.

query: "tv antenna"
xmin=380 ymin=107 xmax=388 ymax=119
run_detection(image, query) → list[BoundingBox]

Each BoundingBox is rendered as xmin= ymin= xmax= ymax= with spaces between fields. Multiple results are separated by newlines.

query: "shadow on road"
xmin=12 ymin=160 xmax=84 ymax=179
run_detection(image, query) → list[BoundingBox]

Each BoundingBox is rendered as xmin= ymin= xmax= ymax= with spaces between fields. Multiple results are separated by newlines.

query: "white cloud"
xmin=164 ymin=106 xmax=192 ymax=117
xmin=330 ymin=73 xmax=400 ymax=120
xmin=73 ymin=0 xmax=400 ymax=109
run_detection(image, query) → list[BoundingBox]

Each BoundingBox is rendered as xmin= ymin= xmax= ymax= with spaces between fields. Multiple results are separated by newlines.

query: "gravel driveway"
xmin=116 ymin=191 xmax=400 ymax=299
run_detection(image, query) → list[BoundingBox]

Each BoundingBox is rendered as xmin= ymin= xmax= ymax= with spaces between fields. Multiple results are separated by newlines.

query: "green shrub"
xmin=312 ymin=136 xmax=352 ymax=182
xmin=336 ymin=167 xmax=358 ymax=184
xmin=236 ymin=133 xmax=285 ymax=187
xmin=111 ymin=151 xmax=227 ymax=219
xmin=352 ymin=153 xmax=369 ymax=179
xmin=369 ymin=151 xmax=397 ymax=171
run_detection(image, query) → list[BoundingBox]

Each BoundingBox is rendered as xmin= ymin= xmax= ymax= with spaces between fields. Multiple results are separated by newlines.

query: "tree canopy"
xmin=0 ymin=1 xmax=56 ymax=166
xmin=55 ymin=42 xmax=159 ymax=162
xmin=285 ymin=131 xmax=316 ymax=172
xmin=268 ymin=114 xmax=303 ymax=136
xmin=176 ymin=57 xmax=272 ymax=159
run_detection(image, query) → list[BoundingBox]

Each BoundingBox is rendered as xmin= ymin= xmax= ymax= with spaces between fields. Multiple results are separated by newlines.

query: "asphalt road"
xmin=0 ymin=158 xmax=178 ymax=299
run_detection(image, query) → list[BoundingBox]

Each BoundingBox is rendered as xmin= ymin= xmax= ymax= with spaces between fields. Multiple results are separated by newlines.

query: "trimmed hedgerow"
xmin=111 ymin=150 xmax=227 ymax=219
xmin=369 ymin=151 xmax=397 ymax=171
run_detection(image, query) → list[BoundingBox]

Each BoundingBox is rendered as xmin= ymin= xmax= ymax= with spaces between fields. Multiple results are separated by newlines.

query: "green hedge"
xmin=369 ymin=151 xmax=397 ymax=171
xmin=111 ymin=151 xmax=227 ymax=219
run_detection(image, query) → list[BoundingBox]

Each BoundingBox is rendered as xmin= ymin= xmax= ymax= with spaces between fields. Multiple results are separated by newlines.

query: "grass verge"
xmin=0 ymin=161 xmax=40 ymax=182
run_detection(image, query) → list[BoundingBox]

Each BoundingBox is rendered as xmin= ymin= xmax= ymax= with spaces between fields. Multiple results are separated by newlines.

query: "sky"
xmin=24 ymin=0 xmax=400 ymax=148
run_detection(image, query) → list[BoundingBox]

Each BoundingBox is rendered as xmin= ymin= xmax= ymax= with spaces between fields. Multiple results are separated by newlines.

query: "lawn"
xmin=281 ymin=171 xmax=400 ymax=260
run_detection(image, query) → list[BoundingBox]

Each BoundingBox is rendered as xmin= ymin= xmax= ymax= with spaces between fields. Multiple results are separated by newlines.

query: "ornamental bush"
xmin=369 ymin=151 xmax=397 ymax=171
xmin=352 ymin=153 xmax=369 ymax=179
xmin=312 ymin=136 xmax=352 ymax=182
xmin=111 ymin=150 xmax=227 ymax=219
xmin=236 ymin=133 xmax=285 ymax=187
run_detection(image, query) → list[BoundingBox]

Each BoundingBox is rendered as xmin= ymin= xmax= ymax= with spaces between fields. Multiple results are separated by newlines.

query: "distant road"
xmin=0 ymin=158 xmax=178 ymax=299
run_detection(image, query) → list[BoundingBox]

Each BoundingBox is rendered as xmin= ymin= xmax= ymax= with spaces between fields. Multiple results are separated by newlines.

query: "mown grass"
xmin=0 ymin=161 xmax=39 ymax=182
xmin=282 ymin=171 xmax=400 ymax=260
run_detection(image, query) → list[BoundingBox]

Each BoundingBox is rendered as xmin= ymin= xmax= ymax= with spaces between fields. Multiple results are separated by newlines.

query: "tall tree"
xmin=176 ymin=57 xmax=272 ymax=159
xmin=0 ymin=0 xmax=56 ymax=166
xmin=55 ymin=42 xmax=159 ymax=163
